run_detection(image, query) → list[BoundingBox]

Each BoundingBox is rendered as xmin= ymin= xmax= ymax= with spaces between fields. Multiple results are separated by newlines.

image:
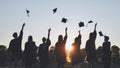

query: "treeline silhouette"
xmin=0 ymin=23 xmax=120 ymax=68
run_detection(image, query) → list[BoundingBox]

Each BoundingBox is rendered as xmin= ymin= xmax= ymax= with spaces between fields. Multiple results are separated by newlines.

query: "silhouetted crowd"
xmin=4 ymin=23 xmax=118 ymax=68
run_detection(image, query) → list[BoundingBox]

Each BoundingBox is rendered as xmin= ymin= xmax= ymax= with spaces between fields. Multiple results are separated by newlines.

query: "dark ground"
xmin=0 ymin=63 xmax=120 ymax=68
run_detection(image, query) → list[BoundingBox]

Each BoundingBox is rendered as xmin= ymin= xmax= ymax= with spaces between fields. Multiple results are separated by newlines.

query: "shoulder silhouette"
xmin=102 ymin=36 xmax=111 ymax=68
xmin=8 ymin=23 xmax=25 ymax=68
xmin=71 ymin=30 xmax=82 ymax=66
xmin=55 ymin=27 xmax=68 ymax=68
xmin=38 ymin=28 xmax=51 ymax=68
xmin=24 ymin=35 xmax=37 ymax=68
xmin=85 ymin=23 xmax=97 ymax=68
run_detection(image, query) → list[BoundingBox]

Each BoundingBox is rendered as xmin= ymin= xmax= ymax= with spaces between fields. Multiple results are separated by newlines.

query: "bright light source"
xmin=65 ymin=44 xmax=72 ymax=51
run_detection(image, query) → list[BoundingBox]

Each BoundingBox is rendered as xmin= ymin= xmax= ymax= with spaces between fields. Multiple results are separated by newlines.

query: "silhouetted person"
xmin=8 ymin=23 xmax=25 ymax=68
xmin=38 ymin=28 xmax=51 ymax=68
xmin=55 ymin=27 xmax=68 ymax=68
xmin=102 ymin=36 xmax=111 ymax=68
xmin=24 ymin=35 xmax=37 ymax=68
xmin=71 ymin=30 xmax=82 ymax=68
xmin=85 ymin=23 xmax=97 ymax=68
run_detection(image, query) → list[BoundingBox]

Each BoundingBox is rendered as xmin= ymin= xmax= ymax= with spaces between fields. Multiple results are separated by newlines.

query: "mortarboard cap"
xmin=79 ymin=22 xmax=84 ymax=27
xmin=26 ymin=9 xmax=30 ymax=13
xmin=26 ymin=9 xmax=30 ymax=17
xmin=61 ymin=18 xmax=67 ymax=23
xmin=53 ymin=8 xmax=57 ymax=14
xmin=99 ymin=31 xmax=103 ymax=36
xmin=88 ymin=20 xmax=93 ymax=23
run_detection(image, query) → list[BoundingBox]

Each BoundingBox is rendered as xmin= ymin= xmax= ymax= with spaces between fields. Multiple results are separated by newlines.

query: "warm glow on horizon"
xmin=65 ymin=44 xmax=73 ymax=51
xmin=65 ymin=42 xmax=72 ymax=63
xmin=66 ymin=48 xmax=72 ymax=63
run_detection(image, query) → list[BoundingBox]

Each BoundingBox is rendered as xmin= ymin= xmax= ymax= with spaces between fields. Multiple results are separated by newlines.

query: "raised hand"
xmin=21 ymin=23 xmax=25 ymax=32
xmin=94 ymin=23 xmax=97 ymax=31
xmin=65 ymin=27 xmax=68 ymax=32
xmin=22 ymin=23 xmax=25 ymax=27
xmin=48 ymin=28 xmax=51 ymax=39
xmin=48 ymin=28 xmax=51 ymax=32
xmin=78 ymin=30 xmax=80 ymax=34
xmin=65 ymin=27 xmax=68 ymax=37
xmin=95 ymin=23 xmax=97 ymax=27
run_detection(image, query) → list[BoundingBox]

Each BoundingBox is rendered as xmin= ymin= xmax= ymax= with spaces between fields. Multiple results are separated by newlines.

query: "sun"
xmin=65 ymin=40 xmax=73 ymax=51
xmin=65 ymin=43 xmax=72 ymax=51
xmin=65 ymin=42 xmax=73 ymax=63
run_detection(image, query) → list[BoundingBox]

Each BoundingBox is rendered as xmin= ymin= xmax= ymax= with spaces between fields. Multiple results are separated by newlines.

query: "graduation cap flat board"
xmin=88 ymin=20 xmax=93 ymax=23
xmin=79 ymin=22 xmax=84 ymax=27
xmin=26 ymin=9 xmax=30 ymax=17
xmin=99 ymin=31 xmax=103 ymax=36
xmin=53 ymin=8 xmax=57 ymax=14
xmin=61 ymin=18 xmax=67 ymax=23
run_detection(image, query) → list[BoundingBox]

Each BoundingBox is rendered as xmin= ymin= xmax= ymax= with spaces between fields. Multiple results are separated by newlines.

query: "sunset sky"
xmin=0 ymin=0 xmax=120 ymax=50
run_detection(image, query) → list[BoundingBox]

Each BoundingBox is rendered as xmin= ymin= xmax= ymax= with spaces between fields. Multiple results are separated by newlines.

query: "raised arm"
xmin=46 ymin=28 xmax=51 ymax=46
xmin=22 ymin=23 xmax=25 ymax=31
xmin=19 ymin=23 xmax=25 ymax=38
xmin=93 ymin=23 xmax=97 ymax=40
xmin=64 ymin=27 xmax=68 ymax=40
xmin=20 ymin=23 xmax=25 ymax=36
xmin=78 ymin=30 xmax=81 ymax=38
xmin=94 ymin=23 xmax=97 ymax=32
xmin=65 ymin=27 xmax=68 ymax=37
xmin=47 ymin=28 xmax=51 ymax=40
xmin=77 ymin=30 xmax=81 ymax=45
xmin=78 ymin=30 xmax=80 ymax=35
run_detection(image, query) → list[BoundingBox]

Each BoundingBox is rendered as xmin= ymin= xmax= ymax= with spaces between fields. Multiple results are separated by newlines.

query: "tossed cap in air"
xmin=79 ymin=22 xmax=84 ymax=27
xmin=53 ymin=8 xmax=57 ymax=14
xmin=99 ymin=31 xmax=103 ymax=36
xmin=88 ymin=20 xmax=93 ymax=23
xmin=26 ymin=8 xmax=30 ymax=17
xmin=61 ymin=18 xmax=67 ymax=23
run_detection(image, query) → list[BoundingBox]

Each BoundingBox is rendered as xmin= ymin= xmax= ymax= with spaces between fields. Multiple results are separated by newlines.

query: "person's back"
xmin=85 ymin=23 xmax=97 ymax=60
xmin=25 ymin=41 xmax=36 ymax=57
xmin=9 ymin=23 xmax=25 ymax=59
xmin=55 ymin=41 xmax=62 ymax=56
xmin=71 ymin=31 xmax=82 ymax=66
xmin=39 ymin=41 xmax=50 ymax=58
xmin=8 ymin=23 xmax=25 ymax=68
xmin=55 ymin=27 xmax=68 ymax=68
xmin=103 ymin=41 xmax=111 ymax=55
xmin=85 ymin=23 xmax=97 ymax=68
xmin=86 ymin=39 xmax=96 ymax=62
xmin=71 ymin=42 xmax=81 ymax=64
xmin=24 ymin=36 xmax=37 ymax=68
xmin=55 ymin=40 xmax=66 ymax=63
xmin=38 ymin=28 xmax=51 ymax=68
xmin=9 ymin=37 xmax=22 ymax=60
xmin=102 ymin=36 xmax=111 ymax=68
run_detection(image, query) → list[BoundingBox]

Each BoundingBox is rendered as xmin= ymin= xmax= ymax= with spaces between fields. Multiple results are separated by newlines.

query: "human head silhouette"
xmin=89 ymin=32 xmax=94 ymax=39
xmin=42 ymin=37 xmax=46 ymax=43
xmin=13 ymin=32 xmax=18 ymax=38
xmin=58 ymin=35 xmax=63 ymax=42
xmin=104 ymin=36 xmax=109 ymax=42
xmin=28 ymin=35 xmax=33 ymax=42
xmin=74 ymin=37 xmax=78 ymax=43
